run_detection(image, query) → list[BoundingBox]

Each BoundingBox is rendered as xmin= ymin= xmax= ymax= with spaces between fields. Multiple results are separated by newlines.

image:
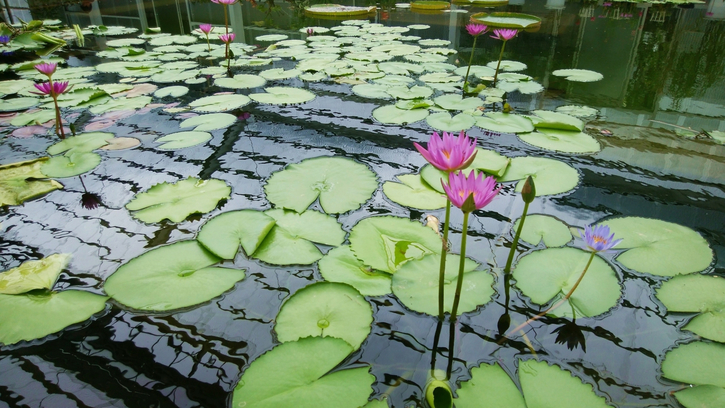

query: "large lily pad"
xmin=197 ymin=210 xmax=276 ymax=259
xmin=190 ymin=94 xmax=251 ymax=112
xmin=125 ymin=177 xmax=231 ymax=223
xmin=0 ymin=290 xmax=108 ymax=346
xmin=275 ymin=282 xmax=372 ymax=350
xmin=264 ymin=156 xmax=377 ymax=214
xmin=231 ymin=337 xmax=374 ymax=408
xmin=498 ymin=157 xmax=579 ymax=196
xmin=519 ymin=129 xmax=600 ymax=154
xmin=513 ymin=215 xmax=571 ymax=247
xmin=179 ymin=113 xmax=237 ymax=131
xmin=476 ymin=112 xmax=535 ymax=134
xmin=604 ymin=217 xmax=712 ymax=276
xmin=349 ymin=216 xmax=442 ymax=274
xmin=47 ymin=132 xmax=115 ymax=156
xmin=426 ymin=112 xmax=477 ymax=132
xmin=552 ymin=69 xmax=603 ymax=82
xmin=250 ymin=87 xmax=316 ymax=105
xmin=656 ymin=274 xmax=725 ymax=342
xmin=0 ymin=158 xmax=63 ymax=206
xmin=383 ymin=174 xmax=446 ymax=210
xmin=104 ymin=240 xmax=244 ymax=311
xmin=0 ymin=97 xmax=39 ymax=112
xmin=662 ymin=341 xmax=725 ymax=408
xmin=318 ymin=246 xmax=392 ymax=297
xmin=513 ymin=247 xmax=620 ymax=318
xmin=41 ymin=152 xmax=102 ymax=178
xmin=529 ymin=110 xmax=584 ymax=132
xmin=392 ymin=254 xmax=493 ymax=316
xmin=372 ymin=105 xmax=429 ymax=125
xmin=155 ymin=131 xmax=212 ymax=149
xmin=0 ymin=254 xmax=70 ymax=295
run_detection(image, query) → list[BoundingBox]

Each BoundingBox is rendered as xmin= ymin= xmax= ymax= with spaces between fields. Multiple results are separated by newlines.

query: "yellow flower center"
xmin=592 ymin=235 xmax=606 ymax=244
xmin=443 ymin=150 xmax=451 ymax=159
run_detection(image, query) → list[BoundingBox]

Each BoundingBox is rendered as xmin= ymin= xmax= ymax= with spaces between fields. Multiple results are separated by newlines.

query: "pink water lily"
xmin=199 ymin=24 xmax=212 ymax=34
xmin=465 ymin=24 xmax=488 ymax=37
xmin=580 ymin=224 xmax=622 ymax=253
xmin=491 ymin=28 xmax=519 ymax=41
xmin=31 ymin=81 xmax=69 ymax=96
xmin=211 ymin=0 xmax=237 ymax=4
xmin=442 ymin=170 xmax=500 ymax=213
xmin=35 ymin=62 xmax=57 ymax=78
xmin=414 ymin=131 xmax=477 ymax=173
xmin=219 ymin=33 xmax=235 ymax=43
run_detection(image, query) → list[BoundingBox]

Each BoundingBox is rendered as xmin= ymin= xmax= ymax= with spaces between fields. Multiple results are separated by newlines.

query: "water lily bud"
xmin=521 ymin=175 xmax=535 ymax=203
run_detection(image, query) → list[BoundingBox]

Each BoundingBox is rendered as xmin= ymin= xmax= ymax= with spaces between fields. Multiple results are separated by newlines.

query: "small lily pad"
xmin=47 ymin=132 xmax=115 ymax=155
xmin=386 ymin=85 xmax=434 ymax=100
xmin=529 ymin=110 xmax=585 ymax=132
xmin=250 ymin=87 xmax=316 ymax=105
xmin=351 ymin=84 xmax=392 ymax=99
xmin=214 ymin=74 xmax=266 ymax=89
xmin=155 ymin=131 xmax=212 ymax=149
xmin=476 ymin=112 xmax=534 ymax=133
xmin=153 ymin=85 xmax=189 ymax=98
xmin=556 ymin=105 xmax=598 ymax=117
xmin=519 ymin=129 xmax=600 ymax=154
xmin=259 ymin=68 xmax=303 ymax=80
xmin=41 ymin=152 xmax=102 ymax=178
xmin=656 ymin=274 xmax=725 ymax=342
xmin=486 ymin=60 xmax=527 ymax=72
xmin=0 ymin=158 xmax=63 ymax=206
xmin=179 ymin=113 xmax=237 ymax=131
xmin=0 ymin=254 xmax=70 ymax=295
xmin=383 ymin=174 xmax=446 ymax=210
xmin=499 ymin=157 xmax=579 ymax=196
xmin=513 ymin=215 xmax=572 ymax=247
xmin=372 ymin=105 xmax=429 ymax=125
xmin=434 ymin=94 xmax=483 ymax=111
xmin=319 ymin=246 xmax=392 ymax=297
xmin=190 ymin=94 xmax=251 ymax=112
xmin=552 ymin=69 xmax=603 ymax=82
xmin=426 ymin=112 xmax=477 ymax=132
xmin=198 ymin=210 xmax=276 ymax=259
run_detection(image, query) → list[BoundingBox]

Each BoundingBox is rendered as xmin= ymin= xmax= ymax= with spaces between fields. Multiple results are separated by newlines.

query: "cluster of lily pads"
xmin=0 ymin=14 xmax=722 ymax=408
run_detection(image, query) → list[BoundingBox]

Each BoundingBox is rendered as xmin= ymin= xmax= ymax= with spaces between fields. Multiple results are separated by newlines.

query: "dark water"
xmin=1 ymin=0 xmax=725 ymax=407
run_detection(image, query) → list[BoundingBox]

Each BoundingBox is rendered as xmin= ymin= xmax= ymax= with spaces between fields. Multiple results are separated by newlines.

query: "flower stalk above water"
xmin=212 ymin=0 xmax=236 ymax=60
xmin=491 ymin=28 xmax=519 ymax=87
xmin=462 ymin=24 xmax=487 ymax=93
xmin=199 ymin=24 xmax=212 ymax=52
xmin=31 ymin=80 xmax=69 ymax=139
xmin=219 ymin=33 xmax=235 ymax=70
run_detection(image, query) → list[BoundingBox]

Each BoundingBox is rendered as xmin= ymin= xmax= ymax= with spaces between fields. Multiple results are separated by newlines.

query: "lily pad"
xmin=372 ymin=105 xmax=429 ymax=125
xmin=513 ymin=247 xmax=621 ymax=318
xmin=499 ymin=157 xmax=579 ymax=196
xmin=662 ymin=341 xmax=725 ymax=407
xmin=153 ymin=85 xmax=189 ymax=98
xmin=89 ymin=96 xmax=152 ymax=115
xmin=486 ymin=60 xmax=527 ymax=72
xmin=351 ymin=84 xmax=392 ymax=99
xmin=0 ymin=290 xmax=108 ymax=346
xmin=250 ymin=87 xmax=316 ymax=105
xmin=604 ymin=217 xmax=712 ymax=276
xmin=470 ymin=12 xmax=542 ymax=29
xmin=476 ymin=112 xmax=534 ymax=133
xmin=275 ymin=282 xmax=372 ymax=350
xmin=259 ymin=68 xmax=303 ymax=80
xmin=41 ymin=152 xmax=102 ymax=178
xmin=47 ymin=132 xmax=115 ymax=155
xmin=513 ymin=215 xmax=572 ymax=247
xmin=198 ymin=210 xmax=276 ymax=259
xmin=215 ymin=74 xmax=266 ymax=89
xmin=434 ymin=94 xmax=483 ymax=111
xmin=125 ymin=177 xmax=231 ymax=223
xmin=349 ymin=216 xmax=442 ymax=274
xmin=529 ymin=110 xmax=584 ymax=132
xmin=318 ymin=246 xmax=392 ymax=297
xmin=100 ymin=137 xmax=141 ymax=150
xmin=392 ymin=254 xmax=493 ymax=316
xmin=179 ymin=113 xmax=237 ymax=131
xmin=104 ymin=240 xmax=244 ymax=311
xmin=190 ymin=94 xmax=251 ymax=112
xmin=0 ymin=97 xmax=39 ymax=112
xmin=556 ymin=105 xmax=599 ymax=117
xmin=155 ymin=131 xmax=212 ymax=149
xmin=383 ymin=174 xmax=446 ymax=210
xmin=456 ymin=363 xmax=526 ymax=408
xmin=10 ymin=109 xmax=55 ymax=126
xmin=386 ymin=85 xmax=434 ymax=100
xmin=656 ymin=274 xmax=725 ymax=342
xmin=0 ymin=254 xmax=70 ymax=295
xmin=265 ymin=156 xmax=377 ymax=214
xmin=496 ymin=80 xmax=544 ymax=95
xmin=552 ymin=69 xmax=603 ymax=82
xmin=673 ymin=385 xmax=725 ymax=408
xmin=231 ymin=337 xmax=374 ymax=408
xmin=0 ymin=158 xmax=63 ymax=206
xmin=426 ymin=112 xmax=477 ymax=132
xmin=256 ymin=34 xmax=288 ymax=42
xmin=519 ymin=129 xmax=600 ymax=154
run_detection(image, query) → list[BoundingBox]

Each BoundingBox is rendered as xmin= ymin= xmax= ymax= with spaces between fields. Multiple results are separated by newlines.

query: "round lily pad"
xmin=0 ymin=253 xmax=70 ymax=295
xmin=351 ymin=84 xmax=391 ymax=99
xmin=556 ymin=105 xmax=599 ymax=117
xmin=99 ymin=137 xmax=141 ymax=151
xmin=179 ymin=113 xmax=237 ymax=131
xmin=456 ymin=363 xmax=526 ymax=408
xmin=125 ymin=177 xmax=231 ymax=223
xmin=155 ymin=131 xmax=212 ymax=149
xmin=0 ymin=97 xmax=38 ymax=112
xmin=232 ymin=337 xmax=374 ymax=408
xmin=373 ymin=105 xmax=429 ymax=125
xmin=104 ymin=240 xmax=244 ymax=311
xmin=662 ymin=341 xmax=725 ymax=390
xmin=476 ymin=112 xmax=534 ymax=133
xmin=496 ymin=80 xmax=544 ymax=95
xmin=41 ymin=152 xmax=102 ymax=178
xmin=470 ymin=12 xmax=542 ymax=29
xmin=486 ymin=60 xmax=527 ymax=72
xmin=250 ymin=87 xmax=316 ymax=105
xmin=656 ymin=274 xmax=725 ymax=342
xmin=47 ymin=132 xmax=115 ymax=155
xmin=513 ymin=215 xmax=572 ymax=247
xmin=198 ymin=209 xmax=276 ymax=259
xmin=0 ymin=158 xmax=63 ymax=206
xmin=383 ymin=174 xmax=446 ymax=210
xmin=259 ymin=68 xmax=303 ymax=80
xmin=189 ymin=94 xmax=251 ymax=112
xmin=276 ymin=282 xmax=372 ymax=350
xmin=518 ymin=129 xmax=600 ymax=154
xmin=672 ymin=385 xmax=725 ymax=408
xmin=265 ymin=156 xmax=377 ymax=214
xmin=604 ymin=217 xmax=713 ymax=276
xmin=426 ymin=112 xmax=477 ymax=132
xmin=214 ymin=74 xmax=266 ymax=89
xmin=530 ymin=110 xmax=585 ymax=132
xmin=552 ymin=69 xmax=603 ymax=82
xmin=513 ymin=247 xmax=621 ymax=318
xmin=256 ymin=34 xmax=288 ymax=42
xmin=318 ymin=246 xmax=392 ymax=297
xmin=386 ymin=85 xmax=434 ymax=100
xmin=349 ymin=216 xmax=442 ymax=274
xmin=392 ymin=254 xmax=494 ymax=316
xmin=153 ymin=85 xmax=189 ymax=98
xmin=396 ymin=99 xmax=434 ymax=110
xmin=498 ymin=157 xmax=579 ymax=196
xmin=0 ymin=290 xmax=108 ymax=346
xmin=434 ymin=94 xmax=483 ymax=111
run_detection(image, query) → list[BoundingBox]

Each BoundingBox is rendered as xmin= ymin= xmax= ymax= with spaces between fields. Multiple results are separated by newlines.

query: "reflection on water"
xmin=1 ymin=0 xmax=725 ymax=407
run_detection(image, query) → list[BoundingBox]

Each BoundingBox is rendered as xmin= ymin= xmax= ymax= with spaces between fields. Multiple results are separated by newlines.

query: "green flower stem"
xmin=462 ymin=35 xmax=478 ymax=93
xmin=503 ymin=200 xmax=530 ymax=274
xmin=492 ymin=40 xmax=508 ymax=87
xmin=449 ymin=211 xmax=470 ymax=323
xmin=505 ymin=251 xmax=597 ymax=337
xmin=437 ymin=199 xmax=452 ymax=321
xmin=224 ymin=5 xmax=229 ymax=60
xmin=50 ymin=85 xmax=65 ymax=139
xmin=205 ymin=34 xmax=210 ymax=52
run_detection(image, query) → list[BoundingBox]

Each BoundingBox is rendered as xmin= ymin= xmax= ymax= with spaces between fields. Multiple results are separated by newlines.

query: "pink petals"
xmin=441 ymin=170 xmax=500 ymax=212
xmin=491 ymin=28 xmax=519 ymax=41
xmin=413 ymin=131 xmax=477 ymax=172
xmin=219 ymin=33 xmax=236 ymax=43
xmin=31 ymin=81 xmax=69 ymax=96
xmin=34 ymin=62 xmax=57 ymax=77
xmin=199 ymin=24 xmax=213 ymax=34
xmin=465 ymin=24 xmax=488 ymax=37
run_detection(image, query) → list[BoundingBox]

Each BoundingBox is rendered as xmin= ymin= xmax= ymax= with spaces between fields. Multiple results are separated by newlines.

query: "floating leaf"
xmin=383 ymin=174 xmax=446 ymax=210
xmin=231 ymin=337 xmax=374 ymax=408
xmin=426 ymin=112 xmax=476 ymax=132
xmin=499 ymin=157 xmax=579 ymax=196
xmin=662 ymin=341 xmax=725 ymax=405
xmin=0 ymin=290 xmax=108 ymax=346
xmin=0 ymin=254 xmax=70 ymax=295
xmin=349 ymin=216 xmax=441 ymax=274
xmin=319 ymin=246 xmax=392 ymax=297
xmin=396 ymin=99 xmax=434 ymax=110
xmin=556 ymin=105 xmax=598 ymax=117
xmin=0 ymin=158 xmax=63 ymax=206
xmin=198 ymin=210 xmax=276 ymax=259
xmin=215 ymin=74 xmax=266 ymax=89
xmin=552 ymin=69 xmax=603 ymax=82
xmin=513 ymin=215 xmax=572 ymax=247
xmin=89 ymin=96 xmax=152 ymax=115
xmin=372 ymin=105 xmax=429 ymax=125
xmin=155 ymin=131 xmax=212 ymax=149
xmin=476 ymin=112 xmax=534 ymax=133
xmin=392 ymin=254 xmax=493 ymax=316
xmin=265 ymin=156 xmax=377 ymax=214
xmin=604 ymin=217 xmax=712 ymax=277
xmin=513 ymin=247 xmax=620 ymax=318
xmin=672 ymin=385 xmax=725 ymax=408
xmin=351 ymin=84 xmax=392 ymax=99
xmin=434 ymin=94 xmax=483 ymax=111
xmin=486 ymin=60 xmax=527 ymax=72
xmin=386 ymin=85 xmax=434 ymax=100
xmin=519 ymin=129 xmax=600 ymax=154
xmin=105 ymin=240 xmax=244 ymax=311
xmin=10 ymin=109 xmax=54 ymax=126
xmin=276 ymin=282 xmax=372 ymax=350
xmin=0 ymin=97 xmax=38 ymax=112
xmin=521 ymin=360 xmax=611 ymax=407
xmin=179 ymin=113 xmax=237 ymax=131
xmin=41 ymin=152 xmax=102 ymax=178
xmin=190 ymin=94 xmax=251 ymax=112
xmin=47 ymin=132 xmax=114 ymax=155
xmin=256 ymin=34 xmax=288 ymax=42
xmin=529 ymin=110 xmax=584 ymax=132
xmin=99 ymin=137 xmax=141 ymax=151
xmin=153 ymin=85 xmax=189 ymax=98
xmin=259 ymin=68 xmax=303 ymax=80
xmin=250 ymin=87 xmax=316 ymax=105
xmin=470 ymin=12 xmax=542 ymax=29
xmin=496 ymin=80 xmax=544 ymax=95
xmin=125 ymin=177 xmax=231 ymax=223
xmin=656 ymin=274 xmax=725 ymax=342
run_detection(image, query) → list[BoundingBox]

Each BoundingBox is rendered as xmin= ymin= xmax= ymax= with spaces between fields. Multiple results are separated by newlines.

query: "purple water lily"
xmin=580 ymin=224 xmax=623 ymax=253
xmin=35 ymin=62 xmax=58 ymax=78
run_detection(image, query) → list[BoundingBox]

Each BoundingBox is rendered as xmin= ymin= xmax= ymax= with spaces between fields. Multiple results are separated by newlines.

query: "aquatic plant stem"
xmin=437 ymin=199 xmax=452 ymax=321
xmin=505 ymin=251 xmax=596 ymax=337
xmin=462 ymin=35 xmax=478 ymax=93
xmin=50 ymin=86 xmax=65 ymax=139
xmin=224 ymin=5 xmax=229 ymax=60
xmin=503 ymin=200 xmax=529 ymax=274
xmin=492 ymin=41 xmax=508 ymax=87
xmin=449 ymin=211 xmax=470 ymax=323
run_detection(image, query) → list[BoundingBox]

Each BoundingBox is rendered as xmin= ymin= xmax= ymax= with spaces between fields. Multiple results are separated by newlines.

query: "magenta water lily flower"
xmin=219 ymin=33 xmax=235 ymax=43
xmin=31 ymin=81 xmax=69 ymax=96
xmin=491 ymin=28 xmax=519 ymax=41
xmin=580 ymin=224 xmax=622 ymax=253
xmin=465 ymin=24 xmax=488 ymax=37
xmin=442 ymin=170 xmax=500 ymax=213
xmin=35 ymin=62 xmax=58 ymax=78
xmin=414 ymin=131 xmax=477 ymax=173
xmin=211 ymin=0 xmax=236 ymax=4
xmin=199 ymin=24 xmax=212 ymax=34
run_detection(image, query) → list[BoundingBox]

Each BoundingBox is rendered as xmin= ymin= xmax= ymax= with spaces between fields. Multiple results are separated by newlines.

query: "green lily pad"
xmin=383 ymin=174 xmax=446 ymax=210
xmin=386 ymin=85 xmax=434 ymax=100
xmin=0 ymin=254 xmax=70 ymax=295
xmin=259 ymin=68 xmax=303 ymax=80
xmin=0 ymin=79 xmax=35 ymax=95
xmin=426 ymin=112 xmax=477 ymax=132
xmin=552 ymin=69 xmax=603 ymax=82
xmin=656 ymin=274 xmax=725 ymax=342
xmin=349 ymin=216 xmax=441 ymax=274
xmin=513 ymin=215 xmax=572 ymax=247
xmin=604 ymin=217 xmax=712 ymax=276
xmin=250 ymin=87 xmax=316 ymax=105
xmin=519 ymin=129 xmax=600 ymax=154
xmin=232 ymin=337 xmax=374 ymax=408
xmin=179 ymin=113 xmax=237 ymax=131
xmin=486 ymin=60 xmax=527 ymax=72
xmin=420 ymin=72 xmax=461 ymax=83
xmin=155 ymin=131 xmax=212 ymax=149
xmin=41 ymin=152 xmax=102 ymax=178
xmin=454 ymin=65 xmax=496 ymax=78
xmin=256 ymin=34 xmax=288 ymax=42
xmin=299 ymin=72 xmax=327 ymax=82
xmin=265 ymin=156 xmax=377 ymax=214
xmin=47 ymin=132 xmax=115 ymax=155
xmin=104 ymin=240 xmax=244 ymax=311
xmin=125 ymin=177 xmax=231 ymax=223
xmin=521 ymin=360 xmax=611 ymax=407
xmin=499 ymin=157 xmax=579 ymax=196
xmin=556 ymin=105 xmax=599 ymax=118
xmin=513 ymin=247 xmax=620 ymax=318
xmin=89 ymin=96 xmax=152 ymax=115
xmin=276 ymin=282 xmax=372 ymax=350
xmin=496 ymin=80 xmax=544 ymax=95
xmin=372 ymin=105 xmax=429 ymax=125
xmin=318 ymin=246 xmax=392 ymax=297
xmin=420 ymin=148 xmax=510 ymax=194
xmin=0 ymin=290 xmax=108 ymax=346
xmin=215 ymin=74 xmax=266 ymax=89
xmin=10 ymin=109 xmax=55 ymax=126
xmin=190 ymin=94 xmax=251 ymax=112
xmin=529 ymin=110 xmax=585 ymax=132
xmin=434 ymin=94 xmax=483 ymax=111
xmin=392 ymin=254 xmax=493 ymax=316
xmin=672 ymin=385 xmax=725 ymax=408
xmin=153 ymin=85 xmax=189 ymax=98
xmin=0 ymin=158 xmax=63 ymax=206
xmin=351 ymin=84 xmax=392 ymax=99
xmin=198 ymin=210 xmax=276 ymax=259
xmin=476 ymin=112 xmax=534 ymax=133
xmin=0 ymin=97 xmax=39 ymax=112
xmin=470 ymin=12 xmax=542 ymax=29
xmin=378 ymin=62 xmax=425 ymax=75
xmin=662 ymin=342 xmax=725 ymax=400
xmin=396 ymin=99 xmax=435 ymax=110
xmin=456 ymin=363 xmax=526 ymax=408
